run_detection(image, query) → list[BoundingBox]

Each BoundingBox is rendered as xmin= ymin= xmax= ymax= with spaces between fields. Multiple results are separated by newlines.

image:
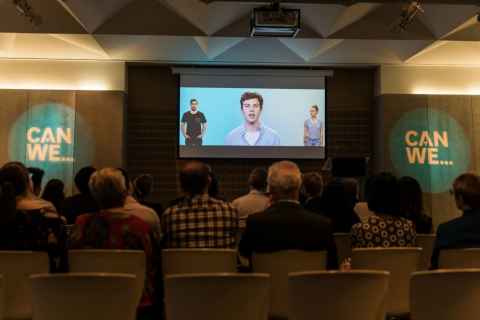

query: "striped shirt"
xmin=162 ymin=194 xmax=239 ymax=248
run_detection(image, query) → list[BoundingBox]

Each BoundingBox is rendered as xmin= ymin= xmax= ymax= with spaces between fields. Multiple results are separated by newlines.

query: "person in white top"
xmin=232 ymin=167 xmax=270 ymax=229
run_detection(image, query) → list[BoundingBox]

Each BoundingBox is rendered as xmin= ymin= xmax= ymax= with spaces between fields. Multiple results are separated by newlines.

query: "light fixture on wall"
xmin=391 ymin=1 xmax=424 ymax=33
xmin=12 ymin=0 xmax=42 ymax=27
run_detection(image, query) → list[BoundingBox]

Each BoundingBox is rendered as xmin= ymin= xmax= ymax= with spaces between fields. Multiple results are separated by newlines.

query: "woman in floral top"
xmin=69 ymin=168 xmax=160 ymax=314
xmin=351 ymin=173 xmax=416 ymax=248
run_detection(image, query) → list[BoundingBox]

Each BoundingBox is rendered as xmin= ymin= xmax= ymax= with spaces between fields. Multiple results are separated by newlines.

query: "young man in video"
xmin=225 ymin=92 xmax=280 ymax=146
xmin=181 ymin=99 xmax=207 ymax=146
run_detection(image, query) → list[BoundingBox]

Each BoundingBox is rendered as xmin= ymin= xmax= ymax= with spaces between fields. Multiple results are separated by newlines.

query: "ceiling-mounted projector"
xmin=250 ymin=5 xmax=301 ymax=38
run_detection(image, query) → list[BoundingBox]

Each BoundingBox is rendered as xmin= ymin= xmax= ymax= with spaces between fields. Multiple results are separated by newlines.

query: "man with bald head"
xmin=162 ymin=161 xmax=238 ymax=248
xmin=239 ymin=161 xmax=338 ymax=269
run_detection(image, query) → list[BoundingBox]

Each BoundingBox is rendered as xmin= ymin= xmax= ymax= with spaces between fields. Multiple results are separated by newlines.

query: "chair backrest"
xmin=165 ymin=273 xmax=270 ymax=320
xmin=31 ymin=273 xmax=138 ymax=320
xmin=334 ymin=233 xmax=352 ymax=265
xmin=0 ymin=251 xmax=49 ymax=319
xmin=252 ymin=250 xmax=327 ymax=319
xmin=68 ymin=250 xmax=145 ymax=305
xmin=289 ymin=271 xmax=389 ymax=320
xmin=352 ymin=247 xmax=422 ymax=316
xmin=416 ymin=234 xmax=436 ymax=270
xmin=411 ymin=269 xmax=480 ymax=320
xmin=162 ymin=249 xmax=237 ymax=275
xmin=439 ymin=248 xmax=480 ymax=269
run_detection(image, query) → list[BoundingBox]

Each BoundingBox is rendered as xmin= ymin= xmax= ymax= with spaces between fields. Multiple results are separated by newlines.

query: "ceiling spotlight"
xmin=12 ymin=0 xmax=42 ymax=27
xmin=392 ymin=1 xmax=424 ymax=33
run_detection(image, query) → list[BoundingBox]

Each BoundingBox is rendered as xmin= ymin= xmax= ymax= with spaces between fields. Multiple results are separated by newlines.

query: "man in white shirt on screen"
xmin=224 ymin=92 xmax=280 ymax=146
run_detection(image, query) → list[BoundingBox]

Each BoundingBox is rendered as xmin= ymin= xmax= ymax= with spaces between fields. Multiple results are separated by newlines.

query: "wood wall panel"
xmin=126 ymin=65 xmax=375 ymax=205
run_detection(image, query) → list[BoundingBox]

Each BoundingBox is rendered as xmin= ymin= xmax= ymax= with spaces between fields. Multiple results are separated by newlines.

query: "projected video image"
xmin=179 ymin=88 xmax=325 ymax=148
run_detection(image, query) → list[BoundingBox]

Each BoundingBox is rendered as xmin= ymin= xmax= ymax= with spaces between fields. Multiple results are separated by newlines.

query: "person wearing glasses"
xmin=430 ymin=173 xmax=480 ymax=269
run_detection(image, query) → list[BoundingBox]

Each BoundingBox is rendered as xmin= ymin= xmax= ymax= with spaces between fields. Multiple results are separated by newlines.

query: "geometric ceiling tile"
xmin=311 ymin=39 xmax=402 ymax=64
xmin=94 ymin=0 xmax=206 ymax=36
xmin=297 ymin=4 xmax=345 ymax=37
xmin=383 ymin=40 xmax=436 ymax=61
xmin=214 ymin=37 xmax=305 ymax=64
xmin=0 ymin=0 xmax=87 ymax=33
xmin=94 ymin=35 xmax=208 ymax=61
xmin=162 ymin=0 xmax=210 ymax=34
xmin=403 ymin=40 xmax=447 ymax=63
xmin=204 ymin=37 xmax=245 ymax=59
xmin=57 ymin=0 xmax=134 ymax=33
xmin=418 ymin=4 xmax=478 ymax=39
xmin=194 ymin=36 xmax=209 ymax=55
xmin=329 ymin=3 xmax=382 ymax=36
xmin=278 ymin=39 xmax=342 ymax=61
xmin=206 ymin=2 xmax=258 ymax=35
xmin=330 ymin=3 xmax=435 ymax=40
xmin=10 ymin=34 xmax=108 ymax=59
xmin=48 ymin=34 xmax=109 ymax=58
xmin=405 ymin=41 xmax=480 ymax=66
xmin=444 ymin=18 xmax=480 ymax=41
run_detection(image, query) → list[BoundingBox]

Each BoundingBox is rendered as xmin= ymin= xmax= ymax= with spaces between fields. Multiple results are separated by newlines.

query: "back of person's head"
xmin=367 ymin=172 xmax=400 ymax=216
xmin=117 ymin=168 xmax=132 ymax=194
xmin=267 ymin=161 xmax=302 ymax=201
xmin=0 ymin=165 xmax=22 ymax=222
xmin=179 ymin=161 xmax=210 ymax=197
xmin=248 ymin=167 xmax=268 ymax=192
xmin=302 ymin=172 xmax=323 ymax=198
xmin=0 ymin=162 xmax=29 ymax=196
xmin=41 ymin=179 xmax=65 ymax=204
xmin=89 ymin=168 xmax=127 ymax=209
xmin=28 ymin=167 xmax=45 ymax=196
xmin=398 ymin=176 xmax=423 ymax=218
xmin=342 ymin=178 xmax=359 ymax=200
xmin=452 ymin=173 xmax=480 ymax=210
xmin=133 ymin=174 xmax=154 ymax=200
xmin=75 ymin=166 xmax=96 ymax=195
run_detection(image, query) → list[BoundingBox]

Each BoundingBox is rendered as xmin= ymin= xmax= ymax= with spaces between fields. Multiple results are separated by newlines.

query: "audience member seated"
xmin=118 ymin=168 xmax=161 ymax=238
xmin=302 ymin=171 xmax=324 ymax=214
xmin=162 ymin=161 xmax=238 ymax=248
xmin=41 ymin=179 xmax=65 ymax=213
xmin=207 ymin=165 xmax=226 ymax=201
xmin=312 ymin=178 xmax=360 ymax=233
xmin=0 ymin=164 xmax=67 ymax=272
xmin=232 ymin=167 xmax=270 ymax=229
xmin=28 ymin=167 xmax=45 ymax=196
xmin=431 ymin=173 xmax=480 ymax=269
xmin=351 ymin=173 xmax=416 ymax=248
xmin=398 ymin=176 xmax=433 ymax=234
xmin=69 ymin=167 xmax=160 ymax=311
xmin=3 ymin=162 xmax=59 ymax=216
xmin=239 ymin=161 xmax=338 ymax=269
xmin=353 ymin=175 xmax=376 ymax=223
xmin=60 ymin=166 xmax=99 ymax=224
xmin=133 ymin=174 xmax=164 ymax=218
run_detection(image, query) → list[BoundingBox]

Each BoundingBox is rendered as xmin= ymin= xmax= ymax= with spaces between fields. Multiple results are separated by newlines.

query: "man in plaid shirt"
xmin=162 ymin=161 xmax=239 ymax=248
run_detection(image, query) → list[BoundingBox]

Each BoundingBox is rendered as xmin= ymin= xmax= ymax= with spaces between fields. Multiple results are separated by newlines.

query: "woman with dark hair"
xmin=398 ymin=176 xmax=433 ymax=234
xmin=41 ymin=179 xmax=65 ymax=213
xmin=0 ymin=164 xmax=67 ymax=272
xmin=351 ymin=173 xmax=416 ymax=248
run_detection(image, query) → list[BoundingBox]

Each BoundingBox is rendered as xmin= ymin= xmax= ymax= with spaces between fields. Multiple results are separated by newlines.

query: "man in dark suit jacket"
xmin=431 ymin=173 xmax=480 ymax=269
xmin=239 ymin=161 xmax=338 ymax=269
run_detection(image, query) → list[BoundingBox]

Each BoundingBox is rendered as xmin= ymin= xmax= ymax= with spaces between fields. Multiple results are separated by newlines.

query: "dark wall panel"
xmin=126 ymin=65 xmax=375 ymax=204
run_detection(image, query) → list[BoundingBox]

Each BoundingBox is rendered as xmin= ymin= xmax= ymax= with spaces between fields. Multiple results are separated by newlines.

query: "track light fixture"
xmin=392 ymin=1 xmax=424 ymax=33
xmin=13 ymin=0 xmax=42 ymax=27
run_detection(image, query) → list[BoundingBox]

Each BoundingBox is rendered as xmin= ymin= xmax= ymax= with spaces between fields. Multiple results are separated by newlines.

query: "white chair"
xmin=334 ymin=233 xmax=352 ymax=266
xmin=252 ymin=250 xmax=327 ymax=319
xmin=411 ymin=269 xmax=480 ymax=320
xmin=31 ymin=273 xmax=138 ymax=320
xmin=165 ymin=273 xmax=270 ymax=320
xmin=352 ymin=247 xmax=422 ymax=317
xmin=439 ymin=248 xmax=480 ymax=269
xmin=0 ymin=251 xmax=49 ymax=319
xmin=68 ymin=250 xmax=145 ymax=306
xmin=416 ymin=234 xmax=436 ymax=270
xmin=162 ymin=249 xmax=237 ymax=275
xmin=289 ymin=271 xmax=389 ymax=320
